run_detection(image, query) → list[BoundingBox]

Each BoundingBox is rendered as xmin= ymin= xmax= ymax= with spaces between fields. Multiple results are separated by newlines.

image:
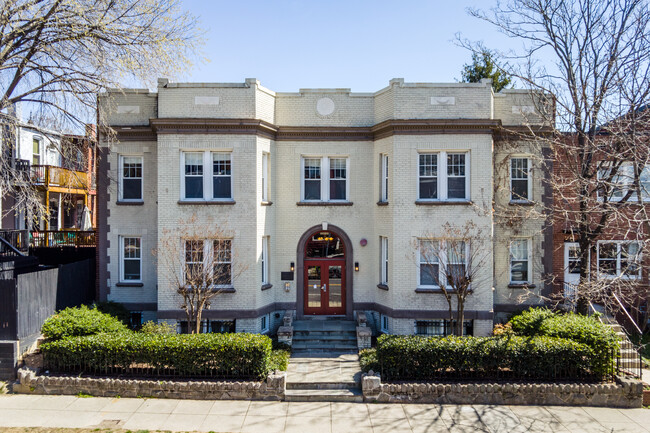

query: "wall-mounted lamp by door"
xmin=355 ymin=262 xmax=359 ymax=272
xmin=290 ymin=262 xmax=295 ymax=272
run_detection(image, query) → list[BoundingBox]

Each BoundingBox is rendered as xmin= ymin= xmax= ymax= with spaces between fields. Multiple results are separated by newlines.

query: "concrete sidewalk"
xmin=1 ymin=394 xmax=650 ymax=432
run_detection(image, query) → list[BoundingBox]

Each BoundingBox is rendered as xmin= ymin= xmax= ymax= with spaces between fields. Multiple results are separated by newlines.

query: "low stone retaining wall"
xmin=14 ymin=368 xmax=286 ymax=401
xmin=362 ymin=374 xmax=643 ymax=408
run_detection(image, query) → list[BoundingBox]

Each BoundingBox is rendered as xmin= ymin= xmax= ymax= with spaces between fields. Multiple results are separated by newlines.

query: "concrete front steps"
xmin=291 ymin=319 xmax=358 ymax=354
xmin=610 ymin=323 xmax=642 ymax=370
xmin=285 ymin=382 xmax=363 ymax=402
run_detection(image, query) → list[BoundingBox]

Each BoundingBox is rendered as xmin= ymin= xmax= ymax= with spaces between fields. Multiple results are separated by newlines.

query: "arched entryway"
xmin=296 ymin=224 xmax=353 ymax=319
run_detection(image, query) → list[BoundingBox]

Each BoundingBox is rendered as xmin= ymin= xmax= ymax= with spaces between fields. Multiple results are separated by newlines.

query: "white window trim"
xmin=260 ymin=313 xmax=270 ymax=333
xmin=417 ymin=239 xmax=469 ymax=290
xmin=32 ymin=136 xmax=42 ymax=165
xmin=417 ymin=151 xmax=470 ymax=202
xmin=509 ymin=238 xmax=532 ymax=284
xmin=180 ymin=151 xmax=233 ymax=201
xmin=380 ymin=315 xmax=389 ymax=333
xmin=597 ymin=162 xmax=650 ymax=202
xmin=182 ymin=238 xmax=234 ymax=288
xmin=118 ymin=155 xmax=143 ymax=202
xmin=119 ymin=236 xmax=142 ymax=283
xmin=510 ymin=157 xmax=532 ymax=203
xmin=262 ymin=152 xmax=269 ymax=202
xmin=597 ymin=240 xmax=642 ymax=280
xmin=300 ymin=156 xmax=350 ymax=202
xmin=261 ymin=236 xmax=269 ymax=284
xmin=380 ymin=153 xmax=389 ymax=202
xmin=380 ymin=236 xmax=389 ymax=285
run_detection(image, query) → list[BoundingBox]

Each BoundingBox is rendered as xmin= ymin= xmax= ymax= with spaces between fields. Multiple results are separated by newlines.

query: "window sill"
xmin=296 ymin=201 xmax=353 ymax=206
xmin=415 ymin=287 xmax=473 ymax=294
xmin=116 ymin=282 xmax=144 ymax=287
xmin=261 ymin=201 xmax=273 ymax=206
xmin=261 ymin=283 xmax=273 ymax=291
xmin=377 ymin=201 xmax=389 ymax=206
xmin=215 ymin=286 xmax=236 ymax=293
xmin=116 ymin=201 xmax=144 ymax=206
xmin=377 ymin=283 xmax=389 ymax=291
xmin=509 ymin=200 xmax=535 ymax=206
xmin=415 ymin=200 xmax=472 ymax=206
xmin=177 ymin=200 xmax=236 ymax=205
xmin=508 ymin=283 xmax=536 ymax=289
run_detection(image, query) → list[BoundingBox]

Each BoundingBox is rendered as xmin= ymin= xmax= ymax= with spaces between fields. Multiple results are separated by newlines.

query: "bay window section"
xmin=418 ymin=151 xmax=469 ymax=201
xmin=301 ymin=157 xmax=349 ymax=202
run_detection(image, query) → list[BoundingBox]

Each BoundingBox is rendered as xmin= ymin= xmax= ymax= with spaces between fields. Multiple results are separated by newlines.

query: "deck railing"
xmin=30 ymin=230 xmax=96 ymax=248
xmin=31 ymin=165 xmax=88 ymax=190
xmin=0 ymin=229 xmax=29 ymax=253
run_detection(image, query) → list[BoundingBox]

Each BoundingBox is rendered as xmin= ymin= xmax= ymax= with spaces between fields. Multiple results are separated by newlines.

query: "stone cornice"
xmin=108 ymin=118 xmax=516 ymax=142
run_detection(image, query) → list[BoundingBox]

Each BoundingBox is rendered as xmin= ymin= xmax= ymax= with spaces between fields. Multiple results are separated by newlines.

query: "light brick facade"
xmin=98 ymin=78 xmax=549 ymax=335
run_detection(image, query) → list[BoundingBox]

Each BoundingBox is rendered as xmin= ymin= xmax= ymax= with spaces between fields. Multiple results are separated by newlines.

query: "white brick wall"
xmin=100 ymin=78 xmax=548 ymax=335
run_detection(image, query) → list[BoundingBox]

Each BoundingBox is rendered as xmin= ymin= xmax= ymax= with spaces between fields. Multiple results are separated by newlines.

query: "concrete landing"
xmin=286 ymin=352 xmax=362 ymax=402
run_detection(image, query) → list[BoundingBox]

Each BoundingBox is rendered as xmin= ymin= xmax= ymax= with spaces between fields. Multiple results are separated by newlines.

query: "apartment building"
xmin=98 ymin=78 xmax=549 ymax=334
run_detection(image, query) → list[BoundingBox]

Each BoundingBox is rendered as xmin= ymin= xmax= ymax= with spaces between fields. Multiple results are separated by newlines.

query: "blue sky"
xmin=179 ymin=0 xmax=519 ymax=92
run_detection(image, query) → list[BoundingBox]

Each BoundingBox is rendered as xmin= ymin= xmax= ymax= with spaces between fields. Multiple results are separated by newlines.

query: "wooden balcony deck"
xmin=31 ymin=165 xmax=88 ymax=193
xmin=0 ymin=230 xmax=96 ymax=249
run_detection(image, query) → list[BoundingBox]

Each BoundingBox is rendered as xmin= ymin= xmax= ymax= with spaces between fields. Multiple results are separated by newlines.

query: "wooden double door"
xmin=304 ymin=259 xmax=346 ymax=315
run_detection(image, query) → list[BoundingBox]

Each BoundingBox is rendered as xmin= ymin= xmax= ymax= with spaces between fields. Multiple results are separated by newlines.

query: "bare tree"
xmin=0 ymin=0 xmax=202 ymax=226
xmin=155 ymin=216 xmax=246 ymax=334
xmin=414 ymin=222 xmax=491 ymax=336
xmin=463 ymin=0 xmax=650 ymax=323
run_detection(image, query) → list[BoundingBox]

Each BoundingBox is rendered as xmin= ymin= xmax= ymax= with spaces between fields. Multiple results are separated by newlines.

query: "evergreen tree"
xmin=461 ymin=50 xmax=512 ymax=92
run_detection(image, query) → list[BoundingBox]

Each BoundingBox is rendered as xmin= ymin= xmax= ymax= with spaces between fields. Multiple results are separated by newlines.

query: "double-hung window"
xmin=597 ymin=163 xmax=650 ymax=202
xmin=181 ymin=151 xmax=233 ymax=201
xmin=32 ymin=138 xmax=41 ymax=165
xmin=119 ymin=156 xmax=143 ymax=201
xmin=510 ymin=158 xmax=531 ymax=202
xmin=261 ymin=236 xmax=269 ymax=284
xmin=183 ymin=239 xmax=233 ymax=287
xmin=380 ymin=236 xmax=389 ymax=285
xmin=301 ymin=157 xmax=349 ymax=202
xmin=509 ymin=239 xmax=530 ymax=283
xmin=262 ymin=152 xmax=269 ymax=202
xmin=418 ymin=152 xmax=469 ymax=201
xmin=598 ymin=241 xmax=642 ymax=279
xmin=418 ymin=240 xmax=468 ymax=289
xmin=380 ymin=154 xmax=389 ymax=202
xmin=120 ymin=236 xmax=142 ymax=282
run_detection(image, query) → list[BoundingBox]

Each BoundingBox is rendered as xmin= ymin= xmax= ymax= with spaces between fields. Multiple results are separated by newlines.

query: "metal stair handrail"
xmin=0 ymin=236 xmax=26 ymax=257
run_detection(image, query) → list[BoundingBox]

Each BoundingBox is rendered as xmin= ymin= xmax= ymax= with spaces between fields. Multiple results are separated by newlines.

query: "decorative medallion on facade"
xmin=316 ymin=97 xmax=336 ymax=117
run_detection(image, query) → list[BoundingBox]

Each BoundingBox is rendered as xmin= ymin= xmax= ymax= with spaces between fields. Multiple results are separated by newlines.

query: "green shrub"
xmin=508 ymin=307 xmax=619 ymax=372
xmin=140 ymin=321 xmax=176 ymax=334
xmin=41 ymin=305 xmax=130 ymax=341
xmin=94 ymin=301 xmax=131 ymax=326
xmin=376 ymin=334 xmax=609 ymax=381
xmin=41 ymin=332 xmax=273 ymax=380
xmin=269 ymin=348 xmax=290 ymax=371
xmin=359 ymin=348 xmax=379 ymax=373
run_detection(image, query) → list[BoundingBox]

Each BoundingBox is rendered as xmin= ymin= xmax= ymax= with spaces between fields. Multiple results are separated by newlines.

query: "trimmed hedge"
xmin=376 ymin=334 xmax=611 ymax=381
xmin=41 ymin=332 xmax=273 ymax=380
xmin=508 ymin=308 xmax=619 ymax=372
xmin=41 ymin=306 xmax=130 ymax=341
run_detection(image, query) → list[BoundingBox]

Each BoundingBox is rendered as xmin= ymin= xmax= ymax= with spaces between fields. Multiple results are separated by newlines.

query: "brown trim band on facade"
xmin=122 ymin=302 xmax=158 ymax=311
xmin=157 ymin=302 xmax=297 ymax=320
xmin=353 ymin=302 xmax=494 ymax=320
xmin=296 ymin=201 xmax=354 ymax=206
xmin=109 ymin=118 xmax=505 ymax=142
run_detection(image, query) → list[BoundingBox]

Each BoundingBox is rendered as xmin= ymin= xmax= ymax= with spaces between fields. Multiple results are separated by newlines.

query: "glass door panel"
xmin=328 ymin=265 xmax=342 ymax=308
xmin=307 ymin=265 xmax=322 ymax=308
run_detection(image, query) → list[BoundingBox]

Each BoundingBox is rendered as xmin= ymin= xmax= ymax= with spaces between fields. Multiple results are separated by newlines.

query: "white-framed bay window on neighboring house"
xmin=417 ymin=239 xmax=467 ymax=289
xmin=181 ymin=151 xmax=233 ymax=201
xmin=261 ymin=236 xmax=269 ymax=285
xmin=301 ymin=156 xmax=349 ymax=202
xmin=119 ymin=155 xmax=143 ymax=201
xmin=380 ymin=153 xmax=388 ymax=202
xmin=183 ymin=239 xmax=233 ymax=288
xmin=597 ymin=163 xmax=650 ymax=202
xmin=380 ymin=236 xmax=389 ymax=285
xmin=262 ymin=152 xmax=269 ymax=202
xmin=418 ymin=152 xmax=469 ymax=201
xmin=510 ymin=157 xmax=531 ymax=202
xmin=120 ymin=236 xmax=142 ymax=283
xmin=509 ymin=238 xmax=531 ymax=284
xmin=597 ymin=241 xmax=642 ymax=279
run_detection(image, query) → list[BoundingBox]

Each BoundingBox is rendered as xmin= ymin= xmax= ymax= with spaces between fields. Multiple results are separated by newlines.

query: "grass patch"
xmin=76 ymin=392 xmax=93 ymax=398
xmin=359 ymin=348 xmax=379 ymax=373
